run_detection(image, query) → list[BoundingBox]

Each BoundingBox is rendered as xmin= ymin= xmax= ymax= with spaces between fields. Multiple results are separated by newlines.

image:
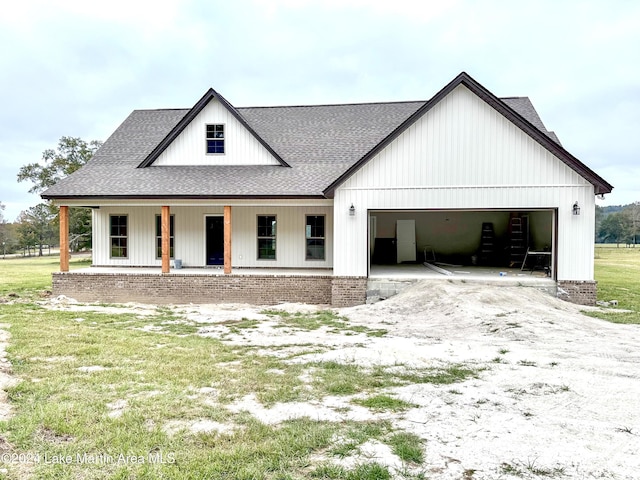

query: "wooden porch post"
xmin=59 ymin=206 xmax=69 ymax=272
xmin=224 ymin=205 xmax=232 ymax=274
xmin=161 ymin=206 xmax=170 ymax=274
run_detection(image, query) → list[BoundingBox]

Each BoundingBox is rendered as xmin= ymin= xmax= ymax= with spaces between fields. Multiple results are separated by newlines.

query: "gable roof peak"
xmin=137 ymin=87 xmax=290 ymax=168
xmin=323 ymin=71 xmax=613 ymax=197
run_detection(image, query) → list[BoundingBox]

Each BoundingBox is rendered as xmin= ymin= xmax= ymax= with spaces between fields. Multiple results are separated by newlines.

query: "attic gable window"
xmin=206 ymin=124 xmax=225 ymax=154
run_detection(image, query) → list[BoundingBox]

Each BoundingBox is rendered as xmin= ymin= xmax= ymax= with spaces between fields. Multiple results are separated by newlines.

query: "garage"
xmin=326 ymin=74 xmax=613 ymax=305
xmin=369 ymin=209 xmax=556 ymax=278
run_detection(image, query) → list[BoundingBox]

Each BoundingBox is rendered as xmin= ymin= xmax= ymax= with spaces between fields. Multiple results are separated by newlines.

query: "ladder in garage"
xmin=509 ymin=217 xmax=526 ymax=268
xmin=479 ymin=222 xmax=495 ymax=265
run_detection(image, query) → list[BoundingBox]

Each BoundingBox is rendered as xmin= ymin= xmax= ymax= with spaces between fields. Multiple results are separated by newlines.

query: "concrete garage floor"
xmin=369 ymin=263 xmax=554 ymax=286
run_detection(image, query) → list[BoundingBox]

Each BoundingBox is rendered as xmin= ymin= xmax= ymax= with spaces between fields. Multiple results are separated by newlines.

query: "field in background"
xmin=593 ymin=244 xmax=640 ymax=323
xmin=0 ymin=255 xmax=90 ymax=295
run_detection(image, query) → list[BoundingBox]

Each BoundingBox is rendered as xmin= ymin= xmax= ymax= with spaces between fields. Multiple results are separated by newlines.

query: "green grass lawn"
xmin=0 ymin=256 xmax=441 ymax=479
xmin=592 ymin=245 xmax=640 ymax=323
xmin=0 ymin=255 xmax=90 ymax=296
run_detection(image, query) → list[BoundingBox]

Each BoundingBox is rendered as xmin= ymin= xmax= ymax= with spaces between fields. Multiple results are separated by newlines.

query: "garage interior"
xmin=369 ymin=210 xmax=556 ymax=280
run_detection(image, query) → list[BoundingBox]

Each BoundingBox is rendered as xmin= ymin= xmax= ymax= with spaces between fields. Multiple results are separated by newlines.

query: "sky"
xmin=0 ymin=0 xmax=638 ymax=222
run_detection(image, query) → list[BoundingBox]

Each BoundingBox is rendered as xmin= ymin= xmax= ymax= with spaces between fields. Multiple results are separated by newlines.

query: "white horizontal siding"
xmin=152 ymin=99 xmax=280 ymax=166
xmin=93 ymin=205 xmax=333 ymax=269
xmin=333 ymin=84 xmax=596 ymax=281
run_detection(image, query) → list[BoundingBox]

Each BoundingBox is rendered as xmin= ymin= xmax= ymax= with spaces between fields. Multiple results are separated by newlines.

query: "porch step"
xmin=366 ymin=279 xmax=419 ymax=303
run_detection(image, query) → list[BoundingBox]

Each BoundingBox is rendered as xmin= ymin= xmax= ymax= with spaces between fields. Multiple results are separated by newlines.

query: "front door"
xmin=206 ymin=216 xmax=224 ymax=266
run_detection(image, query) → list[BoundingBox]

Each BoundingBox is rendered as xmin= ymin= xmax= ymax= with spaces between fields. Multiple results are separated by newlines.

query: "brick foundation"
xmin=557 ymin=280 xmax=597 ymax=306
xmin=52 ymin=272 xmax=367 ymax=307
xmin=331 ymin=276 xmax=368 ymax=307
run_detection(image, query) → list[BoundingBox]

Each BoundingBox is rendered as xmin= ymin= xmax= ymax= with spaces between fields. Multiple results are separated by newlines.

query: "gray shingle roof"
xmin=42 ymin=73 xmax=611 ymax=200
xmin=42 ymin=101 xmax=425 ymax=198
xmin=501 ymin=97 xmax=561 ymax=145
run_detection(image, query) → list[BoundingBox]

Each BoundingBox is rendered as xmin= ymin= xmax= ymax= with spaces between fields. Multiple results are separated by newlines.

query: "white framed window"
xmin=257 ymin=215 xmax=276 ymax=260
xmin=305 ymin=215 xmax=325 ymax=260
xmin=206 ymin=124 xmax=225 ymax=154
xmin=155 ymin=214 xmax=175 ymax=259
xmin=110 ymin=215 xmax=128 ymax=258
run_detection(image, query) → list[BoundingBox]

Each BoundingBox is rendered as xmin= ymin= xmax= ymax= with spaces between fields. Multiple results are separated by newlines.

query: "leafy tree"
xmin=16 ymin=204 xmax=56 ymax=256
xmin=0 ymin=203 xmax=19 ymax=256
xmin=0 ymin=202 xmax=7 ymax=255
xmin=595 ymin=205 xmax=605 ymax=243
xmin=2 ymin=223 xmax=19 ymax=256
xmin=17 ymin=137 xmax=102 ymax=193
xmin=68 ymin=206 xmax=92 ymax=251
xmin=595 ymin=202 xmax=640 ymax=245
xmin=622 ymin=202 xmax=640 ymax=246
xmin=598 ymin=212 xmax=629 ymax=246
xmin=17 ymin=137 xmax=102 ymax=252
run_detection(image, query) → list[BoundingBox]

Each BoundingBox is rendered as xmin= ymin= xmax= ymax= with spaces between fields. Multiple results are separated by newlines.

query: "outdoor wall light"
xmin=572 ymin=201 xmax=581 ymax=216
xmin=349 ymin=204 xmax=355 ymax=216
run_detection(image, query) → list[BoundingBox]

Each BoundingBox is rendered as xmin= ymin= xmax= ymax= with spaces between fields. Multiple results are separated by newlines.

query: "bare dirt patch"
xmin=22 ymin=280 xmax=640 ymax=479
xmin=189 ymin=281 xmax=640 ymax=479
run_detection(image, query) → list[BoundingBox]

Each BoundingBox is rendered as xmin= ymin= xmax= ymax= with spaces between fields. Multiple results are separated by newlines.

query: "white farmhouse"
xmin=43 ymin=72 xmax=612 ymax=306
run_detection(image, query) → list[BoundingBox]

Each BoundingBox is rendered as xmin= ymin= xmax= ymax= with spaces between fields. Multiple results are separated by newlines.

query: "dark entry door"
xmin=206 ymin=216 xmax=224 ymax=266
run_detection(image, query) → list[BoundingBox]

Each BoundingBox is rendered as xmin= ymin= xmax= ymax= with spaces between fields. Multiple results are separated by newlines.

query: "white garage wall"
xmin=333 ymin=84 xmax=596 ymax=280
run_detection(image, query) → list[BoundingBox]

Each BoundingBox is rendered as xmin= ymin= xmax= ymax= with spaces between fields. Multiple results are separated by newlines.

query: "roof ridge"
xmin=237 ymin=99 xmax=427 ymax=110
xmin=132 ymin=108 xmax=189 ymax=112
xmin=135 ymin=98 xmax=531 ymax=112
xmin=132 ymin=97 xmax=536 ymax=113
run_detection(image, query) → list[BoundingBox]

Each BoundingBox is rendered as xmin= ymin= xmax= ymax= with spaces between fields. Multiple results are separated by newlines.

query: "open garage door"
xmin=369 ymin=209 xmax=556 ymax=279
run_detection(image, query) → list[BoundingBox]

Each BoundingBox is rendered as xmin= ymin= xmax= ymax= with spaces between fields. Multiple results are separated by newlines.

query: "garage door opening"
xmin=369 ymin=209 xmax=556 ymax=279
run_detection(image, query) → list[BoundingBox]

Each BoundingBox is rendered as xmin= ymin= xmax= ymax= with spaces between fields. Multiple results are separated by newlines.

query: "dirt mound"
xmin=340 ymin=280 xmax=615 ymax=341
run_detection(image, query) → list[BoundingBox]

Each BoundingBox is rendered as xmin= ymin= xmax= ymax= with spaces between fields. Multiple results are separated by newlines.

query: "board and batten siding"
xmin=151 ymin=98 xmax=281 ymax=166
xmin=93 ymin=205 xmax=333 ymax=268
xmin=333 ymin=84 xmax=596 ymax=281
xmin=231 ymin=206 xmax=333 ymax=268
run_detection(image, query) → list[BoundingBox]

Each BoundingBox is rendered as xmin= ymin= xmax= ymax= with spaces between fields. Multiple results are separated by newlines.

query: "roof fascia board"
xmin=41 ymin=194 xmax=326 ymax=201
xmin=323 ymin=72 xmax=612 ymax=197
xmin=138 ymin=89 xmax=290 ymax=168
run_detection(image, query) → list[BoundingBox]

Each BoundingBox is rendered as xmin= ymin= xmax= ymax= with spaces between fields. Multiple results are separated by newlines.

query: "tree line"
xmin=0 ymin=137 xmax=101 ymax=257
xmin=596 ymin=203 xmax=640 ymax=246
